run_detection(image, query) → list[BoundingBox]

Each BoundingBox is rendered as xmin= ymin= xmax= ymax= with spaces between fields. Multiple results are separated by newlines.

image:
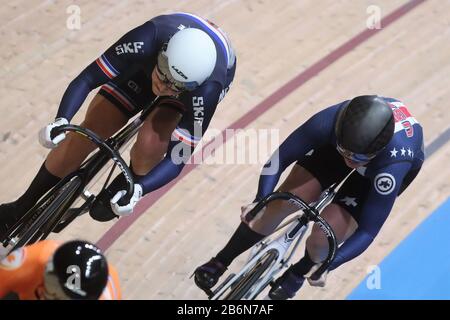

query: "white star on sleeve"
xmin=390 ymin=148 xmax=398 ymax=157
xmin=401 ymin=147 xmax=406 ymax=156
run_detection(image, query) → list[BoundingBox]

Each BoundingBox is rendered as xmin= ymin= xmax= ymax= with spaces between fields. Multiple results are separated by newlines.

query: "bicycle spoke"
xmin=225 ymin=250 xmax=278 ymax=300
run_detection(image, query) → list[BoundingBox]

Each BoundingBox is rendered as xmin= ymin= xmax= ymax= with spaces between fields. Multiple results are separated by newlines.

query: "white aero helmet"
xmin=157 ymin=28 xmax=217 ymax=92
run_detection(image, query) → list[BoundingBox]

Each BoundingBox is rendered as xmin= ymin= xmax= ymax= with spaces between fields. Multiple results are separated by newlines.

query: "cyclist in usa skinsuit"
xmin=194 ymin=95 xmax=424 ymax=300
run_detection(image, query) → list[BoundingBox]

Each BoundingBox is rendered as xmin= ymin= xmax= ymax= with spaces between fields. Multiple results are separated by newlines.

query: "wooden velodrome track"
xmin=0 ymin=0 xmax=449 ymax=299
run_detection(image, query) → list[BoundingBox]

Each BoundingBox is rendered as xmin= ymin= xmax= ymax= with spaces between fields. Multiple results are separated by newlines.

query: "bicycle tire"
xmin=39 ymin=178 xmax=84 ymax=240
xmin=1 ymin=176 xmax=70 ymax=244
xmin=225 ymin=250 xmax=278 ymax=300
xmin=11 ymin=177 xmax=82 ymax=251
xmin=0 ymin=176 xmax=74 ymax=255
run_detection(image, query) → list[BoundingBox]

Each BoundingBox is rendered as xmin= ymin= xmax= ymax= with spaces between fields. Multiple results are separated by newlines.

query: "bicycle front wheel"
xmin=11 ymin=176 xmax=83 ymax=250
xmin=225 ymin=250 xmax=278 ymax=300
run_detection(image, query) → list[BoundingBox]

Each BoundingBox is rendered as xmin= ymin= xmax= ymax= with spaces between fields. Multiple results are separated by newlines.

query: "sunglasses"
xmin=156 ymin=51 xmax=199 ymax=92
xmin=336 ymin=144 xmax=376 ymax=164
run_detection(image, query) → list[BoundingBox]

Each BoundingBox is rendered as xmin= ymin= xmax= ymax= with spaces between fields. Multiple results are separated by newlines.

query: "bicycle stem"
xmin=312 ymin=168 xmax=356 ymax=214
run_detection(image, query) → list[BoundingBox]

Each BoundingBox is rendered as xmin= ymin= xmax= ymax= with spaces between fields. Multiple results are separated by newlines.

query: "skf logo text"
xmin=116 ymin=42 xmax=144 ymax=55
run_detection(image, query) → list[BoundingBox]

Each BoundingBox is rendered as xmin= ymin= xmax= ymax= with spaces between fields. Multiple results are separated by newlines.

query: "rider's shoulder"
xmin=179 ymin=81 xmax=224 ymax=103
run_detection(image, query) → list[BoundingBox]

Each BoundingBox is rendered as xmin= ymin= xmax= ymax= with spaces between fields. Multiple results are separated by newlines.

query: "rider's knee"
xmin=133 ymin=130 xmax=169 ymax=160
xmin=305 ymin=232 xmax=329 ymax=262
xmin=267 ymin=200 xmax=296 ymax=219
xmin=243 ymin=198 xmax=299 ymax=235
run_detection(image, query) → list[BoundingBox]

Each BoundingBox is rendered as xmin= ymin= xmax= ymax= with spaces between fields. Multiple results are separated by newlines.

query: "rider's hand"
xmin=110 ymin=184 xmax=143 ymax=217
xmin=38 ymin=118 xmax=69 ymax=149
xmin=240 ymin=202 xmax=259 ymax=223
xmin=305 ymin=264 xmax=328 ymax=287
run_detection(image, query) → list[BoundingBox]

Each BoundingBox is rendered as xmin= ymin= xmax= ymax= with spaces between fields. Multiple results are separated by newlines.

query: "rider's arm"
xmin=136 ymin=83 xmax=222 ymax=194
xmin=328 ymin=161 xmax=412 ymax=271
xmin=56 ymin=21 xmax=157 ymax=121
xmin=254 ymin=104 xmax=342 ymax=201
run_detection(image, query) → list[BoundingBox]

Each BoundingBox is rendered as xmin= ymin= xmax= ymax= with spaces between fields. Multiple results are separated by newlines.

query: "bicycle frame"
xmin=51 ymin=95 xmax=162 ymax=205
xmin=210 ymin=169 xmax=355 ymax=300
xmin=65 ymin=95 xmax=162 ymax=197
xmin=0 ymin=96 xmax=162 ymax=254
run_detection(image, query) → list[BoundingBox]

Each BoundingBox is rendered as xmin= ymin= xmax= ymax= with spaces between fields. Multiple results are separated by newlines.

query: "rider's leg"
xmin=268 ymin=204 xmax=358 ymax=300
xmin=46 ymin=94 xmax=129 ymax=177
xmin=89 ymin=105 xmax=182 ymax=221
xmin=0 ymin=94 xmax=128 ymax=226
xmin=305 ymin=204 xmax=358 ymax=262
xmin=194 ymin=165 xmax=322 ymax=290
xmin=129 ymin=106 xmax=183 ymax=175
xmin=290 ymin=172 xmax=364 ymax=278
xmin=248 ymin=164 xmax=322 ymax=235
xmin=287 ymin=204 xmax=357 ymax=278
xmin=270 ymin=157 xmax=364 ymax=299
xmin=293 ymin=166 xmax=422 ymax=274
xmin=215 ymin=165 xmax=322 ymax=267
xmin=195 ymin=145 xmax=351 ymax=292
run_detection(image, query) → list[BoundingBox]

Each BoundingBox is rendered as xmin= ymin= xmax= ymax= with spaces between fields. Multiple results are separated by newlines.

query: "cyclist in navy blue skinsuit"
xmin=0 ymin=13 xmax=236 ymax=233
xmin=194 ymin=95 xmax=424 ymax=300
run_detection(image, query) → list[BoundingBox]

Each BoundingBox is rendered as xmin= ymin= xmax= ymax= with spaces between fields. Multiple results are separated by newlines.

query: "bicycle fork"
xmin=211 ymin=215 xmax=309 ymax=300
xmin=243 ymin=216 xmax=309 ymax=299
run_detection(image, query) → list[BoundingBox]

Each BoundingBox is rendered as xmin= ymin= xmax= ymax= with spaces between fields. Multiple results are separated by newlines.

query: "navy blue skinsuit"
xmin=55 ymin=13 xmax=236 ymax=194
xmin=255 ymin=98 xmax=424 ymax=269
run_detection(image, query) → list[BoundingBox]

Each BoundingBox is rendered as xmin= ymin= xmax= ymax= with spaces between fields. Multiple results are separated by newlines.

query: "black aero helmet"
xmin=44 ymin=240 xmax=109 ymax=300
xmin=335 ymin=95 xmax=395 ymax=157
